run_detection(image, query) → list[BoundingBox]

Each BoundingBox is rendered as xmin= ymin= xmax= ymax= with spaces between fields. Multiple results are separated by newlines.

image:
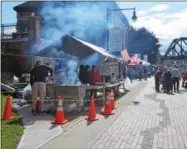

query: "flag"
xmin=121 ymin=49 xmax=130 ymax=62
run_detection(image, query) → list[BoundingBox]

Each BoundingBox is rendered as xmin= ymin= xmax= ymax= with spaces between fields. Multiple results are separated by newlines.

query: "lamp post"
xmin=106 ymin=7 xmax=137 ymax=52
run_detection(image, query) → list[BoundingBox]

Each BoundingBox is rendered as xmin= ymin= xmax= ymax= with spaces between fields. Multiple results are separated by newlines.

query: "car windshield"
xmin=12 ymin=84 xmax=28 ymax=89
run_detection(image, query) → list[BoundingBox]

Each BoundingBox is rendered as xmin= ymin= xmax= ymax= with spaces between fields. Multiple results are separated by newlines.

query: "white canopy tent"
xmin=142 ymin=60 xmax=150 ymax=66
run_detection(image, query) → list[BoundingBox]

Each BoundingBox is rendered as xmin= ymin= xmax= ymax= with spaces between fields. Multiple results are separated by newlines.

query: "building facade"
xmin=1 ymin=1 xmax=129 ymax=78
xmin=13 ymin=1 xmax=129 ymax=52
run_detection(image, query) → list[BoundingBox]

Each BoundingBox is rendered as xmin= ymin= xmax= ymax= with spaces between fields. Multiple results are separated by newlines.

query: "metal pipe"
xmin=106 ymin=8 xmax=109 ymax=51
xmin=108 ymin=8 xmax=135 ymax=11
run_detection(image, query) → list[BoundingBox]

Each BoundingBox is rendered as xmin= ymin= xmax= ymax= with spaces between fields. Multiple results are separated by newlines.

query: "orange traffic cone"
xmin=3 ymin=95 xmax=13 ymax=120
xmin=110 ymin=89 xmax=116 ymax=109
xmin=52 ymin=96 xmax=68 ymax=124
xmin=102 ymin=92 xmax=115 ymax=115
xmin=85 ymin=96 xmax=98 ymax=121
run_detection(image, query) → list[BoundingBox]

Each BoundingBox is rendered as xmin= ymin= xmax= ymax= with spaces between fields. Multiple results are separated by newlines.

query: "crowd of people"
xmin=154 ymin=65 xmax=187 ymax=94
xmin=28 ymin=60 xmax=187 ymax=115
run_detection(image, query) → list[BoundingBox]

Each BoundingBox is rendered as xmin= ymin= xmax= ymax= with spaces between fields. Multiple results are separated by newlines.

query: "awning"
xmin=38 ymin=34 xmax=122 ymax=61
xmin=66 ymin=35 xmax=122 ymax=60
xmin=142 ymin=60 xmax=150 ymax=66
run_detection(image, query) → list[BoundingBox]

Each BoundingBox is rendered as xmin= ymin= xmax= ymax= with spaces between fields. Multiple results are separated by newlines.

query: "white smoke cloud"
xmin=40 ymin=2 xmax=112 ymax=43
xmin=38 ymin=2 xmax=118 ymax=84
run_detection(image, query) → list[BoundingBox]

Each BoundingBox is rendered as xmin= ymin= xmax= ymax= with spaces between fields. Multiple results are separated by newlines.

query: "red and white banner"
xmin=128 ymin=55 xmax=142 ymax=66
xmin=121 ymin=49 xmax=130 ymax=62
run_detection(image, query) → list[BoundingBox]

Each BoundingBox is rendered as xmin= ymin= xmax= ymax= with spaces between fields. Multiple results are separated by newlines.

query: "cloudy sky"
xmin=2 ymin=2 xmax=187 ymax=54
xmin=117 ymin=2 xmax=187 ymax=54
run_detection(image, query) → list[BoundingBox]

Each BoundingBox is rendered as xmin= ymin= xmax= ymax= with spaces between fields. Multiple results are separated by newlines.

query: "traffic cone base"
xmin=85 ymin=117 xmax=99 ymax=121
xmin=101 ymin=112 xmax=115 ymax=115
xmin=51 ymin=119 xmax=68 ymax=124
xmin=3 ymin=116 xmax=14 ymax=120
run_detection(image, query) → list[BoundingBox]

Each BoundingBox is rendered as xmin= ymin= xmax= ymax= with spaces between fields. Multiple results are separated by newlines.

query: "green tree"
xmin=127 ymin=26 xmax=162 ymax=64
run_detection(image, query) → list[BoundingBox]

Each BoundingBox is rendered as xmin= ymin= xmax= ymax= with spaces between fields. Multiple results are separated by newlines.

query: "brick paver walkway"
xmin=91 ymin=79 xmax=187 ymax=149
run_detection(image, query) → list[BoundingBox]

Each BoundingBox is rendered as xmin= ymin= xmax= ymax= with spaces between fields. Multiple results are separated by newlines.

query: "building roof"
xmin=13 ymin=1 xmax=43 ymax=12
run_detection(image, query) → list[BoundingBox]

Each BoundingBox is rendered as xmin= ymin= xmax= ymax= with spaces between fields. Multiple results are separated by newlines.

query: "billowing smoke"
xmin=38 ymin=46 xmax=81 ymax=85
xmin=36 ymin=2 xmax=118 ymax=84
xmin=39 ymin=2 xmax=113 ymax=44
xmin=81 ymin=53 xmax=103 ymax=67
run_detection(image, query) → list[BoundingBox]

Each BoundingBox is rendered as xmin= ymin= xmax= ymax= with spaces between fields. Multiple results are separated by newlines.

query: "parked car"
xmin=1 ymin=83 xmax=16 ymax=96
xmin=10 ymin=83 xmax=29 ymax=99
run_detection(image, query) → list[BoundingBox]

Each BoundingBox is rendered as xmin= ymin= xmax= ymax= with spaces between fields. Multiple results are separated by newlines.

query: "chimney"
xmin=28 ymin=12 xmax=41 ymax=48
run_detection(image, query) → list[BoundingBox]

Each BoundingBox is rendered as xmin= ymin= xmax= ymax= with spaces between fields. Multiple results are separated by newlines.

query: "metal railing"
xmin=1 ymin=23 xmax=29 ymax=40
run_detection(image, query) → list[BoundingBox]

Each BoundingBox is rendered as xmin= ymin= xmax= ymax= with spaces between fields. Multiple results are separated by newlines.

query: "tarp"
xmin=142 ymin=60 xmax=150 ymax=66
xmin=38 ymin=34 xmax=122 ymax=61
xmin=68 ymin=35 xmax=122 ymax=60
xmin=128 ymin=55 xmax=142 ymax=66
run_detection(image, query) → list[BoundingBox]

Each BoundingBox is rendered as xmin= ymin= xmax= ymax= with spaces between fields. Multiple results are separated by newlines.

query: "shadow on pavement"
xmin=49 ymin=124 xmax=59 ymax=130
xmin=132 ymin=101 xmax=141 ymax=105
xmin=86 ymin=121 xmax=94 ymax=126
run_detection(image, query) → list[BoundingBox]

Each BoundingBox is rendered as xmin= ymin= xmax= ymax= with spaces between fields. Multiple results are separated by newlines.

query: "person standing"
xmin=171 ymin=66 xmax=181 ymax=92
xmin=85 ymin=65 xmax=90 ymax=84
xmin=89 ymin=65 xmax=101 ymax=97
xmin=163 ymin=68 xmax=172 ymax=94
xmin=78 ymin=65 xmax=85 ymax=84
xmin=161 ymin=66 xmax=167 ymax=92
xmin=30 ymin=61 xmax=53 ymax=115
xmin=143 ymin=67 xmax=147 ymax=80
xmin=155 ymin=68 xmax=162 ymax=92
xmin=127 ymin=68 xmax=133 ymax=83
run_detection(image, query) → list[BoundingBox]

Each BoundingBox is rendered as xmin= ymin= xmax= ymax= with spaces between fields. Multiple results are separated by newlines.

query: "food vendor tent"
xmin=142 ymin=60 xmax=150 ymax=66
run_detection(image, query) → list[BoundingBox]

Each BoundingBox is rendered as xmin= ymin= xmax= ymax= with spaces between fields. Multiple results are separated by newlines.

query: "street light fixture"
xmin=132 ymin=7 xmax=137 ymax=22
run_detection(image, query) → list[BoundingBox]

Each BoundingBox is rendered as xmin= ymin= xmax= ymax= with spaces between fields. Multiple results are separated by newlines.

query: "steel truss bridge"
xmin=164 ymin=37 xmax=187 ymax=60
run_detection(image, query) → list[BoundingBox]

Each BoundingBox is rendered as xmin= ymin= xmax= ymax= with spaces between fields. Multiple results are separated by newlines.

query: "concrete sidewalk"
xmin=17 ymin=107 xmax=63 ymax=149
xmin=16 ymin=79 xmax=141 ymax=149
xmin=39 ymin=80 xmax=146 ymax=149
xmin=90 ymin=78 xmax=187 ymax=149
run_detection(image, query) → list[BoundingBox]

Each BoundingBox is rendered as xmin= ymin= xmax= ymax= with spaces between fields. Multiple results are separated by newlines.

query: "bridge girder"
xmin=164 ymin=37 xmax=187 ymax=60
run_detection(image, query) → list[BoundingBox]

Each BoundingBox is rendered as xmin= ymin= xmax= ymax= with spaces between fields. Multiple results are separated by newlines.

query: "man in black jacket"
xmin=30 ymin=61 xmax=53 ymax=115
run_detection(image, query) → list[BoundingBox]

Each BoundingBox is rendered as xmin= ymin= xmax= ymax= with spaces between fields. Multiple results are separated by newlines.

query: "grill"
xmin=46 ymin=84 xmax=86 ymax=108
